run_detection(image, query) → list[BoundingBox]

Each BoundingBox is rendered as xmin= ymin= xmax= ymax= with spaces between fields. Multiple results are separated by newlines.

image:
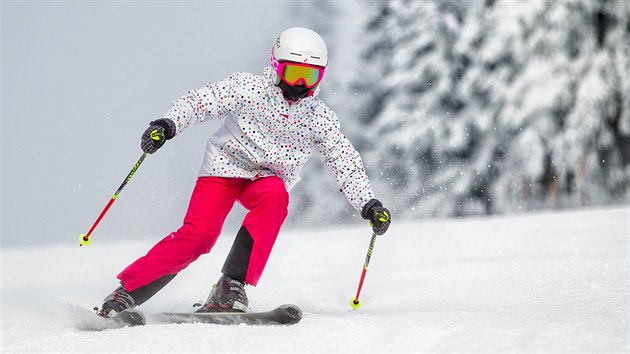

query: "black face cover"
xmin=279 ymin=80 xmax=311 ymax=101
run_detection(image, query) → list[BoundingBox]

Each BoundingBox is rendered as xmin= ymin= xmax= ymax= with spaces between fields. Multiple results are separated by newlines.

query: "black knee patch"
xmin=128 ymin=273 xmax=176 ymax=306
xmin=221 ymin=226 xmax=254 ymax=283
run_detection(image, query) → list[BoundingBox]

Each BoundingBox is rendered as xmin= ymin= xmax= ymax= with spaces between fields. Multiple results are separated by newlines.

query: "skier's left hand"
xmin=361 ymin=199 xmax=391 ymax=236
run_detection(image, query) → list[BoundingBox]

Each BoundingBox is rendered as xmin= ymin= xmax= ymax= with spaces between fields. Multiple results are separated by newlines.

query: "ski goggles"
xmin=271 ymin=55 xmax=326 ymax=88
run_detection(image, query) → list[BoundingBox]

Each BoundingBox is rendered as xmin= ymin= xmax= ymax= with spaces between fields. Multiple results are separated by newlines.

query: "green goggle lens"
xmin=283 ymin=65 xmax=321 ymax=87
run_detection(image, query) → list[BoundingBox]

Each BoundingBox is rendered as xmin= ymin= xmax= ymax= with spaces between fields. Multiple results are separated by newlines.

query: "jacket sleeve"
xmin=312 ymin=101 xmax=376 ymax=212
xmin=161 ymin=74 xmax=240 ymax=135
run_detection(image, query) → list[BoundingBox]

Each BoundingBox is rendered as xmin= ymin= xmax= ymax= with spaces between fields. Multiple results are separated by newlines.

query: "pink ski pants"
xmin=117 ymin=176 xmax=289 ymax=291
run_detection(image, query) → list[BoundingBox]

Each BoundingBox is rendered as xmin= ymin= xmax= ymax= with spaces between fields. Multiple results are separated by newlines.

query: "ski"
xmin=158 ymin=304 xmax=302 ymax=326
xmin=77 ymin=308 xmax=146 ymax=331
xmin=112 ymin=308 xmax=146 ymax=326
xmin=78 ymin=304 xmax=301 ymax=330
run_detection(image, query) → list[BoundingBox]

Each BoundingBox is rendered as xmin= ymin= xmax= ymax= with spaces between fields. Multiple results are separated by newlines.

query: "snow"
xmin=2 ymin=206 xmax=628 ymax=353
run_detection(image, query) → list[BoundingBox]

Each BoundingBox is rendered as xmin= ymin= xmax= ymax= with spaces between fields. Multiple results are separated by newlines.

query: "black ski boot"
xmin=96 ymin=285 xmax=136 ymax=318
xmin=195 ymin=274 xmax=249 ymax=313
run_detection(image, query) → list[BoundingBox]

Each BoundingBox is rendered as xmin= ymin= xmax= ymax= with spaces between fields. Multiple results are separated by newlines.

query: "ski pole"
xmin=79 ymin=152 xmax=148 ymax=246
xmin=350 ymin=232 xmax=378 ymax=309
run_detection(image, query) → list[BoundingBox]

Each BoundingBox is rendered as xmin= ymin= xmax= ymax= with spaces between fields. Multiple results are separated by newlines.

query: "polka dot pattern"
xmin=162 ymin=67 xmax=375 ymax=211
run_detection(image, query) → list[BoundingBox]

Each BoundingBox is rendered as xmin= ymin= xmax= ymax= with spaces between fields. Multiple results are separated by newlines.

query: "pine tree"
xmin=351 ymin=0 xmax=629 ymax=217
xmin=463 ymin=0 xmax=630 ymax=212
xmin=286 ymin=0 xmax=629 ymax=225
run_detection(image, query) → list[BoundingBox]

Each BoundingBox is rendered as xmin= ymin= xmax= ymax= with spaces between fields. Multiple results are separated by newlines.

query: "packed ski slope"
xmin=2 ymin=206 xmax=628 ymax=353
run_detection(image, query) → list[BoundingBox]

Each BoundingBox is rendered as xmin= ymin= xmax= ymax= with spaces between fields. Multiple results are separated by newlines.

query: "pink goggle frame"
xmin=271 ymin=52 xmax=327 ymax=89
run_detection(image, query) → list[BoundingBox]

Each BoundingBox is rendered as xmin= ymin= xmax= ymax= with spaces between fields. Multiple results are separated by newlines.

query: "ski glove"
xmin=141 ymin=118 xmax=176 ymax=154
xmin=361 ymin=199 xmax=391 ymax=236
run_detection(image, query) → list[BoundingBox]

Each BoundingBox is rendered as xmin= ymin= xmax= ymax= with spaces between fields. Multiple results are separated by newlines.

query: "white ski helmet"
xmin=271 ymin=27 xmax=328 ymax=68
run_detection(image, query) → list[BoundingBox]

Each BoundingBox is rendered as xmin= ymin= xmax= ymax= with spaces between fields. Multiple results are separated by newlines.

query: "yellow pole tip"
xmin=79 ymin=233 xmax=92 ymax=246
xmin=350 ymin=298 xmax=362 ymax=310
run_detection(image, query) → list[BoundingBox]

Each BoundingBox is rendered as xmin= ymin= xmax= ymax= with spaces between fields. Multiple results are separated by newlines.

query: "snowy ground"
xmin=1 ymin=206 xmax=628 ymax=353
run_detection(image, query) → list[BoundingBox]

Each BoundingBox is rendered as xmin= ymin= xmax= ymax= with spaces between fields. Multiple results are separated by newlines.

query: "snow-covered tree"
xmin=455 ymin=0 xmax=630 ymax=213
xmin=286 ymin=0 xmax=629 ymax=226
xmin=352 ymin=0 xmax=629 ymax=218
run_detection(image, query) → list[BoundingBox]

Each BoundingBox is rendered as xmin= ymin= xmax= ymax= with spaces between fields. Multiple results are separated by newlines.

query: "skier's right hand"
xmin=141 ymin=118 xmax=176 ymax=154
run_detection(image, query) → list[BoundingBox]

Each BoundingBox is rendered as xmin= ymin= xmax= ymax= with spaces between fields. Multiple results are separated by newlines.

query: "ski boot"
xmin=96 ymin=285 xmax=136 ymax=318
xmin=195 ymin=274 xmax=249 ymax=313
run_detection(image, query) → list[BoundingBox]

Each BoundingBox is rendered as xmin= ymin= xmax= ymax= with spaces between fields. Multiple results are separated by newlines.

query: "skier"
xmin=97 ymin=27 xmax=391 ymax=317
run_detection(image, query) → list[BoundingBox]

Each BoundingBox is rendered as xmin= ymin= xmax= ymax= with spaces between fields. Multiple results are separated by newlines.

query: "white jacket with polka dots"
xmin=162 ymin=66 xmax=375 ymax=212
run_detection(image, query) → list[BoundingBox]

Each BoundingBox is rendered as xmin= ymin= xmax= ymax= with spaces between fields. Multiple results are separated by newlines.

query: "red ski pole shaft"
xmin=350 ymin=232 xmax=377 ymax=309
xmin=79 ymin=152 xmax=148 ymax=246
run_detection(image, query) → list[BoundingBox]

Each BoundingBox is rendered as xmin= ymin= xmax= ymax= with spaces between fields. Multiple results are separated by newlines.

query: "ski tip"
xmin=277 ymin=304 xmax=302 ymax=325
xmin=279 ymin=304 xmax=302 ymax=315
xmin=77 ymin=307 xmax=145 ymax=331
xmin=114 ymin=308 xmax=146 ymax=326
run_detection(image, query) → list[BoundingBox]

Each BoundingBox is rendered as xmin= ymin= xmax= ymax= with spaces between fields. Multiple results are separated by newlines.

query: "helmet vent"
xmin=290 ymin=52 xmax=303 ymax=56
